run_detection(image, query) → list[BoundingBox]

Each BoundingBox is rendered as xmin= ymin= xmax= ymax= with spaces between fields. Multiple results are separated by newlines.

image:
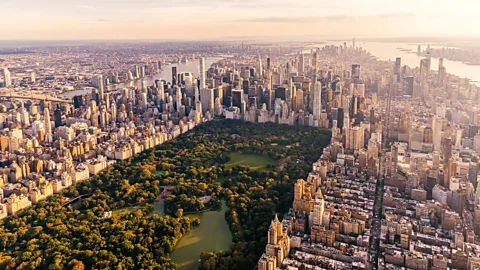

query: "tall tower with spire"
xmin=263 ymin=214 xmax=290 ymax=266
xmin=268 ymin=221 xmax=278 ymax=245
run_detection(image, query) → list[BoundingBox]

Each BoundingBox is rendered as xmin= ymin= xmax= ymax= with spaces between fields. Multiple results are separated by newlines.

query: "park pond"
xmin=112 ymin=152 xmax=268 ymax=269
xmin=170 ymin=152 xmax=271 ymax=269
xmin=171 ymin=200 xmax=232 ymax=270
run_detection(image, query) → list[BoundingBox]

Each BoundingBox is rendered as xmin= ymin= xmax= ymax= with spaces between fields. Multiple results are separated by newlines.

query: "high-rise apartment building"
xmin=200 ymin=88 xmax=214 ymax=115
xmin=199 ymin=57 xmax=206 ymax=89
xmin=313 ymin=81 xmax=322 ymax=121
xmin=44 ymin=106 xmax=52 ymax=143
xmin=3 ymin=68 xmax=12 ymax=87
xmin=298 ymin=53 xmax=304 ymax=76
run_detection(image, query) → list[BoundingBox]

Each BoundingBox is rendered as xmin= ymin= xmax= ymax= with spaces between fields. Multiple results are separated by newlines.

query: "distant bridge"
xmin=0 ymin=90 xmax=74 ymax=103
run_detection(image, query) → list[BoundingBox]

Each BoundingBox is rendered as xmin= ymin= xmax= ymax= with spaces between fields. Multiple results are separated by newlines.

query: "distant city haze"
xmin=2 ymin=0 xmax=480 ymax=40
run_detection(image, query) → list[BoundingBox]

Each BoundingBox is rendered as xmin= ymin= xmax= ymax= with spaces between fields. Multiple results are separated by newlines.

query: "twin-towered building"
xmin=258 ymin=215 xmax=291 ymax=270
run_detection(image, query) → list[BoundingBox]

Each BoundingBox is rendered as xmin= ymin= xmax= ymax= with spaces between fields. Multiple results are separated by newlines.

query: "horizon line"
xmin=1 ymin=35 xmax=480 ymax=43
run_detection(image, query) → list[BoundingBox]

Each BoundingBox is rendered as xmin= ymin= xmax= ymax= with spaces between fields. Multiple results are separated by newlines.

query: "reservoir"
xmin=171 ymin=200 xmax=232 ymax=270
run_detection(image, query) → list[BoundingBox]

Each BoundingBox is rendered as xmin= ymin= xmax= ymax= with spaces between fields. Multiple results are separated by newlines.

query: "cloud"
xmin=375 ymin=12 xmax=416 ymax=18
xmin=234 ymin=13 xmax=416 ymax=23
xmin=84 ymin=0 xmax=336 ymax=10
xmin=76 ymin=5 xmax=97 ymax=11
xmin=97 ymin=19 xmax=144 ymax=24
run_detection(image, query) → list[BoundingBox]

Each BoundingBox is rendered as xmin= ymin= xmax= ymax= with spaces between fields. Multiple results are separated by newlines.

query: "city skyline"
xmin=3 ymin=1 xmax=480 ymax=269
xmin=1 ymin=29 xmax=480 ymax=269
xmin=2 ymin=0 xmax=480 ymax=40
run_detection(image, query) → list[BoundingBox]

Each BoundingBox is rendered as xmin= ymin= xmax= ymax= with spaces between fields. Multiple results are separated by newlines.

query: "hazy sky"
xmin=1 ymin=0 xmax=479 ymax=40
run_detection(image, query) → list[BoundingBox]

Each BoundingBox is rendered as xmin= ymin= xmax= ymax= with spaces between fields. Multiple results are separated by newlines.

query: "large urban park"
xmin=0 ymin=120 xmax=330 ymax=270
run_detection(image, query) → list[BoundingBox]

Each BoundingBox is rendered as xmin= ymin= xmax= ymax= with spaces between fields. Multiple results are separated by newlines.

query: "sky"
xmin=1 ymin=0 xmax=480 ymax=40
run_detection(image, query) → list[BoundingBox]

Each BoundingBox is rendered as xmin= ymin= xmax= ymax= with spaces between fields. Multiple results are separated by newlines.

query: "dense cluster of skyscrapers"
xmin=1 ymin=39 xmax=480 ymax=269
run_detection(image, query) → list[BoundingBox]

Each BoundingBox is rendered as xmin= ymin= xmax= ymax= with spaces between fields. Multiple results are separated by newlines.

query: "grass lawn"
xmin=217 ymin=175 xmax=231 ymax=184
xmin=112 ymin=206 xmax=138 ymax=217
xmin=225 ymin=152 xmax=275 ymax=171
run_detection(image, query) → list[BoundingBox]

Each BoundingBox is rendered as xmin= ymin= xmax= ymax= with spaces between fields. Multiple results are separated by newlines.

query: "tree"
xmin=176 ymin=208 xmax=184 ymax=218
xmin=68 ymin=259 xmax=85 ymax=270
xmin=0 ymin=120 xmax=331 ymax=270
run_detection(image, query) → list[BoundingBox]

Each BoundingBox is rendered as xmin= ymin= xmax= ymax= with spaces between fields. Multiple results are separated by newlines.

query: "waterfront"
xmin=171 ymin=200 xmax=232 ymax=270
xmin=308 ymin=41 xmax=480 ymax=85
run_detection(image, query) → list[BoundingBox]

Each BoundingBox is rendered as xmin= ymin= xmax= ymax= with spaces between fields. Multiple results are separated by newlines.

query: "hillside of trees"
xmin=0 ymin=120 xmax=330 ymax=269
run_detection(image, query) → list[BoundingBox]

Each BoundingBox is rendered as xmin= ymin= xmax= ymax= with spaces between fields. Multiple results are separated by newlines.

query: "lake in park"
xmin=171 ymin=200 xmax=232 ymax=270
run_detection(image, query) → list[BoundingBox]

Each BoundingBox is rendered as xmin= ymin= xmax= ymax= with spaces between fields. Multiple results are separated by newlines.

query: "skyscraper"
xmin=267 ymin=57 xmax=271 ymax=72
xmin=200 ymin=88 xmax=214 ymax=114
xmin=91 ymin=110 xmax=99 ymax=127
xmin=110 ymin=102 xmax=117 ymax=124
xmin=298 ymin=53 xmax=304 ymax=76
xmin=98 ymin=75 xmax=105 ymax=102
xmin=54 ymin=108 xmax=62 ymax=127
xmin=313 ymin=191 xmax=325 ymax=226
xmin=141 ymin=92 xmax=148 ymax=111
xmin=296 ymin=89 xmax=304 ymax=112
xmin=134 ymin=65 xmax=140 ymax=78
xmin=3 ymin=68 xmax=12 ymax=87
xmin=311 ymin=52 xmax=318 ymax=110
xmin=406 ymin=76 xmax=414 ymax=96
xmin=394 ymin=58 xmax=401 ymax=79
xmin=141 ymin=79 xmax=147 ymax=93
xmin=175 ymin=86 xmax=182 ymax=112
xmin=199 ymin=57 xmax=206 ymax=89
xmin=432 ymin=116 xmax=443 ymax=152
xmin=258 ymin=55 xmax=263 ymax=78
xmin=275 ymin=87 xmax=287 ymax=101
xmin=313 ymin=82 xmax=322 ymax=121
xmin=183 ymin=72 xmax=193 ymax=93
xmin=438 ymin=58 xmax=446 ymax=86
xmin=438 ymin=66 xmax=447 ymax=87
xmin=156 ymin=80 xmax=165 ymax=102
xmin=44 ymin=106 xmax=52 ymax=143
xmin=231 ymin=89 xmax=244 ymax=108
xmin=267 ymin=57 xmax=272 ymax=91
xmin=172 ymin=67 xmax=177 ymax=85
xmin=194 ymin=84 xmax=200 ymax=103
xmin=351 ymin=64 xmax=361 ymax=81
xmin=426 ymin=52 xmax=432 ymax=73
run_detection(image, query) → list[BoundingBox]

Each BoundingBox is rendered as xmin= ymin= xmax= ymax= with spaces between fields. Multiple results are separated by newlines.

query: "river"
xmin=171 ymin=200 xmax=232 ymax=270
xmin=59 ymin=57 xmax=222 ymax=98
xmin=308 ymin=41 xmax=480 ymax=85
